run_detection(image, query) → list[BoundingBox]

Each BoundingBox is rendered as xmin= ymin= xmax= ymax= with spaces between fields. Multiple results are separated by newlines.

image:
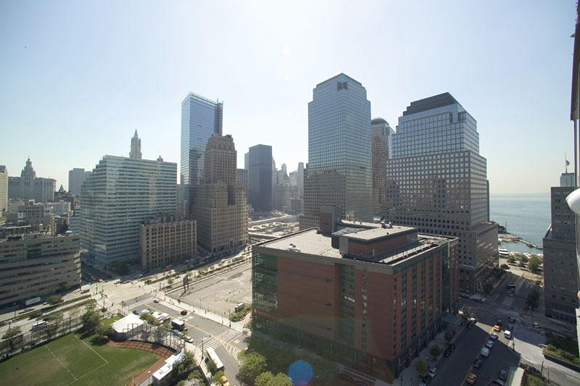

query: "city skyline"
xmin=0 ymin=1 xmax=576 ymax=194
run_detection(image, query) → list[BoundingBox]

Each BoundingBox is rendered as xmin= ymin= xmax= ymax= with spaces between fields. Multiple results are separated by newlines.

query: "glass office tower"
xmin=248 ymin=144 xmax=273 ymax=212
xmin=180 ymin=93 xmax=223 ymax=186
xmin=385 ymin=93 xmax=498 ymax=295
xmin=301 ymin=73 xmax=373 ymax=229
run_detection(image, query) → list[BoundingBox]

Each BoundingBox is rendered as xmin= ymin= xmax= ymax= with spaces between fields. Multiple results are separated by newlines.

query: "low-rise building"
xmin=0 ymin=233 xmax=81 ymax=308
xmin=140 ymin=216 xmax=197 ymax=271
xmin=252 ymin=211 xmax=458 ymax=380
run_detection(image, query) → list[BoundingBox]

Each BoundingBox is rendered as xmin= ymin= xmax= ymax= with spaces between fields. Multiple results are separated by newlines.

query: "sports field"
xmin=0 ymin=333 xmax=159 ymax=386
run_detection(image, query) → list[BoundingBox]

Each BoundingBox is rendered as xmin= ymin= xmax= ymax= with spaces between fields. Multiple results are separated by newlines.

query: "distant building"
xmin=301 ymin=73 xmax=373 ymax=229
xmin=46 ymin=201 xmax=72 ymax=216
xmin=236 ymin=168 xmax=248 ymax=202
xmin=248 ymin=145 xmax=273 ymax=212
xmin=0 ymin=233 xmax=81 ymax=308
xmin=385 ymin=93 xmax=497 ymax=295
xmin=130 ymin=130 xmax=142 ymax=160
xmin=80 ymin=151 xmax=177 ymax=264
xmin=68 ymin=168 xmax=92 ymax=197
xmin=140 ymin=216 xmax=197 ymax=271
xmin=0 ymin=165 xmax=7 ymax=213
xmin=4 ymin=200 xmax=52 ymax=233
xmin=193 ymin=135 xmax=248 ymax=253
xmin=253 ymin=212 xmax=458 ymax=381
xmin=560 ymin=172 xmax=575 ymax=188
xmin=371 ymin=117 xmax=394 ymax=217
xmin=8 ymin=158 xmax=55 ymax=203
xmin=543 ymin=174 xmax=578 ymax=323
xmin=273 ymin=184 xmax=291 ymax=212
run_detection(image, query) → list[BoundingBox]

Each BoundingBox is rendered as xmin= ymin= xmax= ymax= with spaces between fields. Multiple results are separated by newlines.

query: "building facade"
xmin=80 ymin=155 xmax=177 ymax=264
xmin=253 ymin=216 xmax=458 ymax=381
xmin=236 ymin=168 xmax=248 ymax=202
xmin=0 ymin=233 xmax=81 ymax=308
xmin=385 ymin=93 xmax=498 ymax=295
xmin=248 ymin=144 xmax=273 ymax=212
xmin=68 ymin=168 xmax=92 ymax=197
xmin=0 ymin=165 xmax=7 ymax=213
xmin=371 ymin=118 xmax=394 ymax=217
xmin=543 ymin=179 xmax=578 ymax=323
xmin=301 ymin=73 xmax=373 ymax=229
xmin=194 ymin=135 xmax=248 ymax=253
xmin=8 ymin=158 xmax=56 ymax=203
xmin=139 ymin=216 xmax=197 ymax=271
xmin=130 ymin=130 xmax=142 ymax=159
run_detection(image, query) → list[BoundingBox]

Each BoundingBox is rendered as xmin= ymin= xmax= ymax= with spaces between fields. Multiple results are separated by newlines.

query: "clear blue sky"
xmin=0 ymin=0 xmax=575 ymax=194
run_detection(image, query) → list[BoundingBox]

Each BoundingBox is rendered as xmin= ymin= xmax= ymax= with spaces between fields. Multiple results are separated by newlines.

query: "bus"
xmin=206 ymin=347 xmax=224 ymax=371
xmin=171 ymin=319 xmax=186 ymax=331
xmin=31 ymin=321 xmax=48 ymax=331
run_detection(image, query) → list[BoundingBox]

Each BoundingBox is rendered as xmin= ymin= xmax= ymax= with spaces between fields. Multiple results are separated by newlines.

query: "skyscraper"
xmin=8 ymin=158 xmax=56 ymax=203
xmin=0 ymin=165 xmax=7 ymax=213
xmin=248 ymin=144 xmax=273 ymax=212
xmin=130 ymin=130 xmax=142 ymax=160
xmin=80 ymin=134 xmax=176 ymax=264
xmin=301 ymin=73 xmax=373 ymax=229
xmin=371 ymin=117 xmax=394 ymax=216
xmin=68 ymin=168 xmax=92 ymax=196
xmin=180 ymin=93 xmax=223 ymax=186
xmin=543 ymin=173 xmax=578 ymax=323
xmin=194 ymin=134 xmax=248 ymax=253
xmin=385 ymin=93 xmax=497 ymax=295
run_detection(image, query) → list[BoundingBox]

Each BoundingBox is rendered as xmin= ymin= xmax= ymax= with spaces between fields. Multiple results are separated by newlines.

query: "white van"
xmin=31 ymin=321 xmax=48 ymax=331
xmin=504 ymin=330 xmax=512 ymax=339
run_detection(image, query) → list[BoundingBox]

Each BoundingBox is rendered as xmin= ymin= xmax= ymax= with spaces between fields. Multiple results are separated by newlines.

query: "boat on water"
xmin=498 ymin=248 xmax=510 ymax=258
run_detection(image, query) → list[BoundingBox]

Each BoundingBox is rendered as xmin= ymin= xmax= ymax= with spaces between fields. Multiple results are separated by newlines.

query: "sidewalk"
xmin=392 ymin=319 xmax=466 ymax=386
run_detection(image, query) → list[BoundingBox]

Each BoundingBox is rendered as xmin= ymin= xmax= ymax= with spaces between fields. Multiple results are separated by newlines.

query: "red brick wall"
xmin=277 ymin=257 xmax=340 ymax=340
xmin=364 ymin=271 xmax=396 ymax=360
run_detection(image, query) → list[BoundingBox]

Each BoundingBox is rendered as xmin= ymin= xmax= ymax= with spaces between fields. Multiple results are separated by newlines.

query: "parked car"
xmin=532 ymin=322 xmax=541 ymax=328
xmin=496 ymin=319 xmax=502 ymax=327
xmin=418 ymin=375 xmax=431 ymax=386
xmin=508 ymin=316 xmax=516 ymax=323
xmin=449 ymin=343 xmax=456 ymax=352
xmin=132 ymin=310 xmax=139 ymax=315
xmin=473 ymin=359 xmax=483 ymax=369
xmin=184 ymin=335 xmax=194 ymax=343
xmin=504 ymin=330 xmax=512 ymax=339
xmin=480 ymin=347 xmax=490 ymax=357
xmin=153 ymin=299 xmax=159 ymax=303
xmin=444 ymin=348 xmax=451 ymax=357
xmin=486 ymin=339 xmax=495 ymax=349
xmin=428 ymin=367 xmax=437 ymax=378
xmin=507 ymin=324 xmax=514 ymax=331
xmin=466 ymin=372 xmax=477 ymax=385
xmin=490 ymin=332 xmax=498 ymax=340
xmin=180 ymin=310 xmax=188 ymax=316
xmin=493 ymin=325 xmax=501 ymax=332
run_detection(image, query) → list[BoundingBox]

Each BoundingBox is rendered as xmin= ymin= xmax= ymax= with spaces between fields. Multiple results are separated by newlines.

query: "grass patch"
xmin=230 ymin=305 xmax=251 ymax=322
xmin=522 ymin=372 xmax=544 ymax=386
xmin=0 ymin=332 xmax=159 ymax=386
xmin=543 ymin=332 xmax=580 ymax=366
xmin=101 ymin=314 xmax=122 ymax=327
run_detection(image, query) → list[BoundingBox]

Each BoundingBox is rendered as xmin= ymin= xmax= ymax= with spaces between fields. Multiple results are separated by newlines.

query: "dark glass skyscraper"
xmin=301 ymin=73 xmax=373 ymax=229
xmin=248 ymin=144 xmax=273 ymax=212
xmin=385 ymin=93 xmax=497 ymax=295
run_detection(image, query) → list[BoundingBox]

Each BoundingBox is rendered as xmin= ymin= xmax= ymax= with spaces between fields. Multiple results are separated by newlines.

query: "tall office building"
xmin=300 ymin=73 xmax=373 ymax=229
xmin=236 ymin=168 xmax=248 ymax=202
xmin=68 ymin=168 xmax=93 ymax=197
xmin=0 ymin=165 xmax=7 ymax=213
xmin=8 ymin=158 xmax=56 ymax=203
xmin=248 ymin=144 xmax=273 ymax=212
xmin=80 ymin=144 xmax=177 ymax=264
xmin=130 ymin=130 xmax=142 ymax=160
xmin=371 ymin=118 xmax=395 ymax=217
xmin=543 ymin=174 xmax=578 ymax=323
xmin=180 ymin=93 xmax=223 ymax=186
xmin=385 ymin=93 xmax=497 ymax=295
xmin=253 ymin=212 xmax=458 ymax=381
xmin=194 ymin=135 xmax=248 ymax=253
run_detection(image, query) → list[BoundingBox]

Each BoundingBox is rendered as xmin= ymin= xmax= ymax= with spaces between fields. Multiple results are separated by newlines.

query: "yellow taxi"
xmin=493 ymin=325 xmax=501 ymax=332
xmin=220 ymin=375 xmax=230 ymax=386
xmin=466 ymin=372 xmax=477 ymax=385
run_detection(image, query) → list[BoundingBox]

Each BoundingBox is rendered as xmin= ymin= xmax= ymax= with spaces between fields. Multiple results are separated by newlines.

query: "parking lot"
xmin=170 ymin=261 xmax=252 ymax=317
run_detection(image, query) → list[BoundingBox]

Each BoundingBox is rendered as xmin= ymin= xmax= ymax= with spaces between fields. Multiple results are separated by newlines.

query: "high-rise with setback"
xmin=300 ymin=73 xmax=373 ymax=229
xmin=371 ymin=118 xmax=394 ymax=217
xmin=385 ymin=93 xmax=497 ymax=295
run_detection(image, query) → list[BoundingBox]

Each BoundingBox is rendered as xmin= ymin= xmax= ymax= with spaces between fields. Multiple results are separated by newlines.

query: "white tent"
xmin=111 ymin=313 xmax=144 ymax=338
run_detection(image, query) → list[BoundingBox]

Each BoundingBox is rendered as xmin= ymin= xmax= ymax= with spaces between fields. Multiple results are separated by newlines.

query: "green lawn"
xmin=0 ymin=333 xmax=159 ymax=386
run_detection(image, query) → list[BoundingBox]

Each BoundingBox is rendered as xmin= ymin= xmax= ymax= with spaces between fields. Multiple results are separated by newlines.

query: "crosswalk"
xmin=200 ymin=329 xmax=242 ymax=358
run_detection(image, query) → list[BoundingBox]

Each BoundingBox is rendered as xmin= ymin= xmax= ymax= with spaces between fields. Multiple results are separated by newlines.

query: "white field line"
xmin=78 ymin=336 xmax=109 ymax=365
xmin=45 ymin=344 xmax=77 ymax=381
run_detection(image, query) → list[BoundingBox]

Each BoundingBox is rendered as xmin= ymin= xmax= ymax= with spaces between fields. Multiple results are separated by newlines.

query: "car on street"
xmin=480 ymin=347 xmax=490 ymax=357
xmin=498 ymin=370 xmax=507 ymax=381
xmin=180 ymin=310 xmax=188 ymax=316
xmin=485 ymin=339 xmax=495 ymax=349
xmin=490 ymin=332 xmax=498 ymax=340
xmin=444 ymin=349 xmax=451 ymax=357
xmin=496 ymin=319 xmax=502 ymax=327
xmin=428 ymin=367 xmax=437 ymax=378
xmin=219 ymin=375 xmax=230 ymax=386
xmin=507 ymin=324 xmax=514 ymax=331
xmin=449 ymin=343 xmax=455 ymax=352
xmin=132 ymin=310 xmax=139 ymax=315
xmin=532 ymin=322 xmax=541 ymax=328
xmin=504 ymin=330 xmax=512 ymax=339
xmin=493 ymin=325 xmax=501 ymax=332
xmin=508 ymin=316 xmax=517 ymax=323
xmin=418 ymin=375 xmax=431 ymax=386
xmin=153 ymin=299 xmax=159 ymax=303
xmin=473 ymin=359 xmax=483 ymax=369
xmin=466 ymin=372 xmax=477 ymax=385
xmin=184 ymin=335 xmax=194 ymax=343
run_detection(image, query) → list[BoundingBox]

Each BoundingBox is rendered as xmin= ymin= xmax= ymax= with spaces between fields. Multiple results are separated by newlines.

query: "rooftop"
xmin=316 ymin=72 xmax=363 ymax=88
xmin=371 ymin=117 xmax=389 ymax=126
xmin=403 ymin=92 xmax=459 ymax=116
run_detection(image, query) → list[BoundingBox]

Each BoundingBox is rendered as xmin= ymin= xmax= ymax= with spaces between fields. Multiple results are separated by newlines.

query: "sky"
xmin=0 ymin=0 xmax=576 ymax=194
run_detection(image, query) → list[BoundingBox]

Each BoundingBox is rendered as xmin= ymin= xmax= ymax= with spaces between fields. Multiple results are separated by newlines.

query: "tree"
xmin=171 ymin=350 xmax=196 ymax=383
xmin=47 ymin=295 xmax=62 ymax=305
xmin=59 ymin=282 xmax=71 ymax=292
xmin=528 ymin=255 xmax=542 ymax=274
xmin=82 ymin=304 xmax=102 ymax=334
xmin=239 ymin=352 xmax=267 ymax=384
xmin=255 ymin=371 xmax=293 ymax=386
xmin=94 ymin=323 xmax=113 ymax=344
xmin=430 ymin=344 xmax=441 ymax=359
xmin=2 ymin=326 xmax=23 ymax=353
xmin=206 ymin=358 xmax=218 ymax=374
xmin=526 ymin=288 xmax=540 ymax=311
xmin=415 ymin=359 xmax=428 ymax=377
xmin=212 ymin=370 xmax=225 ymax=384
xmin=507 ymin=255 xmax=516 ymax=264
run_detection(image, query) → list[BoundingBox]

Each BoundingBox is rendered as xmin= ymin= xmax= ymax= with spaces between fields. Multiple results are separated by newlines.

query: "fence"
xmin=0 ymin=311 xmax=117 ymax=360
xmin=120 ymin=320 xmax=185 ymax=353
